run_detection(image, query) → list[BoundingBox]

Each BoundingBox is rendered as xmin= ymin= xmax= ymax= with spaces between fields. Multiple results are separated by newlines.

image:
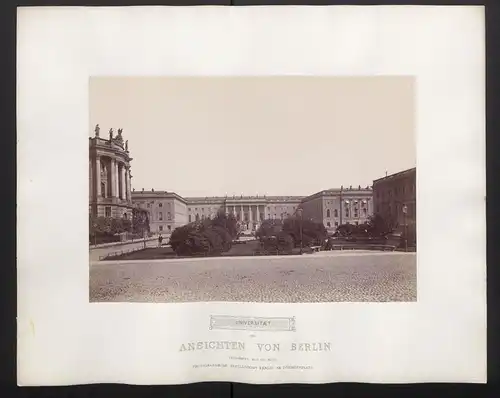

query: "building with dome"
xmin=88 ymin=125 xmax=135 ymax=219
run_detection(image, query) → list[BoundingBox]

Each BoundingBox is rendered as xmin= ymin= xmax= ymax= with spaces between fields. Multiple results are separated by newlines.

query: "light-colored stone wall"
xmin=301 ymin=189 xmax=373 ymax=233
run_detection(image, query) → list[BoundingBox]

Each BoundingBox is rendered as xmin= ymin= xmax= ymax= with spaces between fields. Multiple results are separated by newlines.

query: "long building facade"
xmin=131 ymin=186 xmax=374 ymax=234
xmin=89 ymin=125 xmax=387 ymax=235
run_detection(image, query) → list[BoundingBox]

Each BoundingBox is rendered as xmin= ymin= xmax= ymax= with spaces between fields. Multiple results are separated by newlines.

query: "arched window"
xmin=195 ymin=214 xmax=200 ymax=222
xmin=189 ymin=215 xmax=192 ymax=222
xmin=326 ymin=209 xmax=331 ymax=218
xmin=334 ymin=209 xmax=338 ymax=218
xmin=123 ymin=213 xmax=128 ymax=219
xmin=327 ymin=222 xmax=331 ymax=227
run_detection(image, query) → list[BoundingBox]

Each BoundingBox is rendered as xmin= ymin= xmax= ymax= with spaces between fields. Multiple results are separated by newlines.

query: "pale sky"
xmin=89 ymin=76 xmax=415 ymax=197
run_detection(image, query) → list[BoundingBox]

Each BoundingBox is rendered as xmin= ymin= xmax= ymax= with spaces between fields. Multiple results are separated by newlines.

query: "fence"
xmin=99 ymin=245 xmax=147 ymax=261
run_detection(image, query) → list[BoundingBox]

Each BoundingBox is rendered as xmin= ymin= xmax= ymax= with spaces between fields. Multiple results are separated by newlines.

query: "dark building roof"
xmin=373 ymin=167 xmax=416 ymax=185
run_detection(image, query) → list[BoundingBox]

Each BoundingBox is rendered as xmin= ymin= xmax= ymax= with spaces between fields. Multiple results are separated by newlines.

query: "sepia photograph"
xmin=89 ymin=76 xmax=417 ymax=303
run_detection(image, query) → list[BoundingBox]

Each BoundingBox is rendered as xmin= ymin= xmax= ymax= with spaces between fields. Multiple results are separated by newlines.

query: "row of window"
xmin=158 ymin=225 xmax=172 ymax=232
xmin=157 ymin=212 xmax=172 ymax=221
xmin=189 ymin=206 xmax=296 ymax=212
xmin=325 ymin=221 xmax=361 ymax=228
xmin=376 ymin=183 xmax=416 ymax=199
xmin=104 ymin=206 xmax=128 ymax=219
xmin=326 ymin=208 xmax=368 ymax=218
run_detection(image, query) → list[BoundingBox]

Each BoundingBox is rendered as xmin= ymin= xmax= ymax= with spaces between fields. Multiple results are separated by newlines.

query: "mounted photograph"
xmin=89 ymin=76 xmax=417 ymax=303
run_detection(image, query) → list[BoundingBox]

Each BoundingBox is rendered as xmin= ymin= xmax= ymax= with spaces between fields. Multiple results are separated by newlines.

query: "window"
xmin=326 ymin=209 xmax=331 ymax=218
xmin=363 ymin=208 xmax=367 ymax=216
xmin=355 ymin=221 xmax=359 ymax=225
xmin=159 ymin=225 xmax=163 ymax=231
xmin=334 ymin=209 xmax=338 ymax=218
xmin=168 ymin=225 xmax=171 ymax=231
xmin=123 ymin=213 xmax=128 ymax=219
xmin=345 ymin=210 xmax=349 ymax=218
xmin=189 ymin=215 xmax=192 ymax=222
xmin=105 ymin=206 xmax=111 ymax=217
xmin=327 ymin=222 xmax=331 ymax=227
xmin=167 ymin=212 xmax=171 ymax=220
xmin=335 ymin=222 xmax=339 ymax=227
xmin=159 ymin=203 xmax=163 ymax=207
xmin=147 ymin=203 xmax=151 ymax=208
xmin=101 ymin=182 xmax=106 ymax=198
xmin=159 ymin=212 xmax=163 ymax=221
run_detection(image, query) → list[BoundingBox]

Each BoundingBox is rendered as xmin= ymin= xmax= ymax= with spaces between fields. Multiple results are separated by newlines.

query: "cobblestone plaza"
xmin=90 ymin=252 xmax=416 ymax=303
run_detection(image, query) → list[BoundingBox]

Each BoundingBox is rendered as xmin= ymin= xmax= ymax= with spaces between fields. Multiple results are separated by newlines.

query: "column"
xmin=127 ymin=167 xmax=132 ymax=201
xmin=240 ymin=205 xmax=244 ymax=225
xmin=264 ymin=205 xmax=267 ymax=220
xmin=232 ymin=206 xmax=236 ymax=217
xmin=126 ymin=167 xmax=131 ymax=202
xmin=94 ymin=156 xmax=100 ymax=201
xmin=115 ymin=162 xmax=120 ymax=199
xmin=109 ymin=159 xmax=116 ymax=198
xmin=249 ymin=204 xmax=253 ymax=229
xmin=121 ymin=166 xmax=126 ymax=200
xmin=89 ymin=160 xmax=92 ymax=201
xmin=256 ymin=205 xmax=260 ymax=223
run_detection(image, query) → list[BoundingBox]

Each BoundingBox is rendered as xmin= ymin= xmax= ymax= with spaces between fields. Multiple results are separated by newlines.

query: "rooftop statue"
xmin=125 ymin=140 xmax=128 ymax=151
xmin=115 ymin=128 xmax=124 ymax=144
xmin=109 ymin=128 xmax=114 ymax=140
xmin=94 ymin=124 xmax=100 ymax=137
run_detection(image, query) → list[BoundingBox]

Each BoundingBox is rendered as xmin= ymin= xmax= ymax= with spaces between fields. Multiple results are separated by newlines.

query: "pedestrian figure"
xmin=158 ymin=234 xmax=163 ymax=247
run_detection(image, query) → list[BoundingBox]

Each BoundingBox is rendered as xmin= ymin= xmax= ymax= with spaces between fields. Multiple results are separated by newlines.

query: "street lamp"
xmin=296 ymin=207 xmax=303 ymax=255
xmin=402 ymin=204 xmax=408 ymax=252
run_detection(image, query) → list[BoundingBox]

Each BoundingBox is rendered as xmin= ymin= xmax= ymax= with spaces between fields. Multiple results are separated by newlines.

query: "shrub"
xmin=169 ymin=217 xmax=235 ymax=256
xmin=256 ymin=219 xmax=283 ymax=240
xmin=282 ymin=217 xmax=327 ymax=247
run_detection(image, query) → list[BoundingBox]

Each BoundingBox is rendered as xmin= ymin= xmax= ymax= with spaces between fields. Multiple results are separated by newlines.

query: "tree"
xmin=255 ymin=219 xmax=283 ymax=240
xmin=132 ymin=208 xmax=150 ymax=235
xmin=169 ymin=209 xmax=237 ymax=256
xmin=282 ymin=216 xmax=327 ymax=247
xmin=367 ymin=213 xmax=398 ymax=237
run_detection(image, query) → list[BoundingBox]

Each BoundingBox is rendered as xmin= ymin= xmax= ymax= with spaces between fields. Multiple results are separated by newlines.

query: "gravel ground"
xmin=89 ymin=252 xmax=416 ymax=303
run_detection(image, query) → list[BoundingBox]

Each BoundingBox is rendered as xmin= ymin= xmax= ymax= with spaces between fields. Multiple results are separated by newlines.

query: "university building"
xmin=89 ymin=126 xmax=377 ymax=234
xmin=131 ymin=187 xmax=374 ymax=234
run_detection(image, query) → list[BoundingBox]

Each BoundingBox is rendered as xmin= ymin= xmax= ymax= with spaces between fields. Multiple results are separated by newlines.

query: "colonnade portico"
xmin=93 ymin=155 xmax=132 ymax=202
xmin=225 ymin=204 xmax=266 ymax=231
xmin=89 ymin=125 xmax=134 ymax=219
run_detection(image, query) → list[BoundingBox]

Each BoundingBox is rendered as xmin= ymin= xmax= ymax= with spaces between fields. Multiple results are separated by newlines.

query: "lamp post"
xmin=402 ymin=204 xmax=408 ymax=252
xmin=297 ymin=207 xmax=303 ymax=255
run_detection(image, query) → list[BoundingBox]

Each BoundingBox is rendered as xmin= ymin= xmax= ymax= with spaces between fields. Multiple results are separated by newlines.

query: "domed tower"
xmin=89 ymin=124 xmax=134 ymax=219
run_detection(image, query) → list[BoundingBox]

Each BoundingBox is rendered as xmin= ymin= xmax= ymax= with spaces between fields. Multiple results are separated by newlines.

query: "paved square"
xmin=89 ymin=252 xmax=416 ymax=302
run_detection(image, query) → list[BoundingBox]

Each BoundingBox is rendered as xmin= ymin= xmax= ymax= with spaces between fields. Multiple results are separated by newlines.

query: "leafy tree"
xmin=367 ymin=213 xmax=398 ymax=237
xmin=132 ymin=208 xmax=150 ymax=235
xmin=255 ymin=219 xmax=283 ymax=240
xmin=282 ymin=216 xmax=327 ymax=247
